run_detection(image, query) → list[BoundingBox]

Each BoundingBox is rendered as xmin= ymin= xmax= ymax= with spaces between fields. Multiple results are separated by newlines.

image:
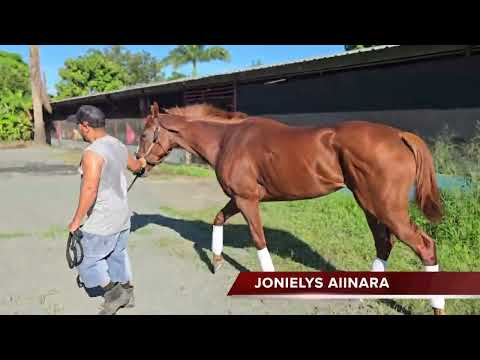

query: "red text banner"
xmin=227 ymin=272 xmax=480 ymax=299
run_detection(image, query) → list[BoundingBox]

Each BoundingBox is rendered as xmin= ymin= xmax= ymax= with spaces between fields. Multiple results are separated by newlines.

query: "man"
xmin=67 ymin=105 xmax=146 ymax=315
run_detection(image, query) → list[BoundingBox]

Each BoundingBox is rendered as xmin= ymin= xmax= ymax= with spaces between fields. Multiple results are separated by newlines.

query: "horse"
xmin=135 ymin=102 xmax=446 ymax=315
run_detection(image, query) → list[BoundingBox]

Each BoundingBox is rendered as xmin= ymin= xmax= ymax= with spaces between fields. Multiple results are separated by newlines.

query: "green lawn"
xmin=149 ymin=162 xmax=215 ymax=178
xmin=0 ymin=231 xmax=29 ymax=239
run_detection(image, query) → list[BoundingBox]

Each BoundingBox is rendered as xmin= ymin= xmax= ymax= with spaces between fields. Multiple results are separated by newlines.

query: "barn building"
xmin=48 ymin=45 xmax=480 ymax=162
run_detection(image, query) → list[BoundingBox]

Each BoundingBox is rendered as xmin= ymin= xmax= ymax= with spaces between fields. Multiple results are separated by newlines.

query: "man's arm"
xmin=68 ymin=150 xmax=103 ymax=233
xmin=127 ymin=152 xmax=146 ymax=174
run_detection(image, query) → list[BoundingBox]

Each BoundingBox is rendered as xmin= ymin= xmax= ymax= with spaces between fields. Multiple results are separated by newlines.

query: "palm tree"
xmin=163 ymin=45 xmax=231 ymax=164
xmin=167 ymin=71 xmax=187 ymax=81
xmin=163 ymin=45 xmax=231 ymax=78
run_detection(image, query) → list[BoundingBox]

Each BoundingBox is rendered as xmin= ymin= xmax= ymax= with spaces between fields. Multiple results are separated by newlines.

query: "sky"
xmin=0 ymin=45 xmax=345 ymax=94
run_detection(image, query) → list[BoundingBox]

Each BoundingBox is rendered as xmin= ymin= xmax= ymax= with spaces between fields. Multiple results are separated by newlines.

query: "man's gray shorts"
xmin=76 ymin=228 xmax=132 ymax=289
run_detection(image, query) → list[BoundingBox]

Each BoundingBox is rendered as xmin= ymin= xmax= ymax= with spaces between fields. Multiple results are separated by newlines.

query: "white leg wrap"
xmin=425 ymin=264 xmax=445 ymax=309
xmin=425 ymin=264 xmax=439 ymax=272
xmin=212 ymin=225 xmax=223 ymax=256
xmin=371 ymin=258 xmax=388 ymax=272
xmin=257 ymin=247 xmax=275 ymax=272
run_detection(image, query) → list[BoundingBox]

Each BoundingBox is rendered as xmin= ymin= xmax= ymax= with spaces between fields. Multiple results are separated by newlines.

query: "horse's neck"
xmin=176 ymin=121 xmax=225 ymax=167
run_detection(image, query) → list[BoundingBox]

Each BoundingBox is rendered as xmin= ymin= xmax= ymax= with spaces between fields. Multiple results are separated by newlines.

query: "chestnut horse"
xmin=136 ymin=102 xmax=445 ymax=315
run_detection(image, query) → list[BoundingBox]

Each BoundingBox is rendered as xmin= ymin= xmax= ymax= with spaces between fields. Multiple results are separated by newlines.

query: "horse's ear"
xmin=150 ymin=102 xmax=160 ymax=117
xmin=158 ymin=115 xmax=187 ymax=133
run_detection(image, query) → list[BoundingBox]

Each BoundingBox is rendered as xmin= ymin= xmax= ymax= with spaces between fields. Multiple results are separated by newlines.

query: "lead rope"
xmin=66 ymin=229 xmax=84 ymax=269
xmin=66 ymin=228 xmax=86 ymax=288
xmin=127 ymin=173 xmax=141 ymax=192
xmin=127 ymin=126 xmax=166 ymax=193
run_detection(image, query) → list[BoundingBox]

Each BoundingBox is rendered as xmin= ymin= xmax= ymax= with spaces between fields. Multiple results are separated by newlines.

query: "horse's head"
xmin=136 ymin=102 xmax=188 ymax=175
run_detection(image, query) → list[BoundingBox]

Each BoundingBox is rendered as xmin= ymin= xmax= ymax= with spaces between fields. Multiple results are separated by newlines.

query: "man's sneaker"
xmin=98 ymin=283 xmax=131 ymax=315
xmin=125 ymin=287 xmax=135 ymax=308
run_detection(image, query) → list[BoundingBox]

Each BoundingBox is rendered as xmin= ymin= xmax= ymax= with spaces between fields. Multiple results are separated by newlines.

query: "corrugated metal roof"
xmin=51 ymin=45 xmax=480 ymax=105
xmin=231 ymin=45 xmax=399 ymax=72
xmin=51 ymin=45 xmax=399 ymax=105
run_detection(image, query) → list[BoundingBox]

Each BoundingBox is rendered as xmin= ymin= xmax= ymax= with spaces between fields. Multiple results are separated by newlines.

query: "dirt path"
xmin=0 ymin=146 xmax=382 ymax=315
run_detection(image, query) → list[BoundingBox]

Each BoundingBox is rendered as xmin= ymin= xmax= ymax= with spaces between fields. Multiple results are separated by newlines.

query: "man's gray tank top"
xmin=79 ymin=135 xmax=131 ymax=235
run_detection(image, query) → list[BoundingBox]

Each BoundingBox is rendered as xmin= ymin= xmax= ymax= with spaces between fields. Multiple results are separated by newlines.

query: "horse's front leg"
xmin=211 ymin=199 xmax=240 ymax=273
xmin=235 ymin=197 xmax=274 ymax=272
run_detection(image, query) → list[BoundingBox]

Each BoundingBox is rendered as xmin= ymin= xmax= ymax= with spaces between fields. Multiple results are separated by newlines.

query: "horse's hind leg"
xmin=363 ymin=211 xmax=395 ymax=272
xmin=352 ymin=185 xmax=445 ymax=314
xmin=211 ymin=199 xmax=240 ymax=273
xmin=380 ymin=212 xmax=445 ymax=315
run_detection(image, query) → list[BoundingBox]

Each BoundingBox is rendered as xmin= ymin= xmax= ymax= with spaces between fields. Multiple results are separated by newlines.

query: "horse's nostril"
xmin=135 ymin=153 xmax=140 ymax=160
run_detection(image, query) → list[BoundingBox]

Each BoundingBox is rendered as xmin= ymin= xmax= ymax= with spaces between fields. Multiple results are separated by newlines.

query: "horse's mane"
xmin=164 ymin=103 xmax=249 ymax=123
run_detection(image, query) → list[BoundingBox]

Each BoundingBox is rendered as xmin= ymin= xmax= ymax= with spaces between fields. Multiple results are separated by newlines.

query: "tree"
xmin=162 ymin=45 xmax=231 ymax=164
xmin=29 ymin=45 xmax=51 ymax=145
xmin=100 ymin=45 xmax=166 ymax=85
xmin=0 ymin=90 xmax=32 ymax=142
xmin=0 ymin=50 xmax=30 ymax=95
xmin=55 ymin=52 xmax=128 ymax=99
xmin=344 ymin=45 xmax=380 ymax=51
xmin=163 ymin=45 xmax=231 ymax=78
xmin=167 ymin=71 xmax=188 ymax=81
xmin=0 ymin=50 xmax=32 ymax=142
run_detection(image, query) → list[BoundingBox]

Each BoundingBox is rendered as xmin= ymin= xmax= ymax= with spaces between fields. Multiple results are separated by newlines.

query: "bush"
xmin=411 ymin=184 xmax=480 ymax=271
xmin=0 ymin=90 xmax=32 ymax=142
xmin=0 ymin=50 xmax=30 ymax=96
xmin=430 ymin=123 xmax=480 ymax=182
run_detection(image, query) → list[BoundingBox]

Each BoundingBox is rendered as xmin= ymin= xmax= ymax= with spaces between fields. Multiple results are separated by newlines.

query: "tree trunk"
xmin=192 ymin=60 xmax=197 ymax=78
xmin=41 ymin=71 xmax=52 ymax=114
xmin=29 ymin=45 xmax=46 ymax=145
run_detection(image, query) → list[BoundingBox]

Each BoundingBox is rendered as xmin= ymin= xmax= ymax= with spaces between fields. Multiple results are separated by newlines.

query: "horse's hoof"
xmin=213 ymin=255 xmax=224 ymax=274
xmin=214 ymin=261 xmax=224 ymax=273
xmin=433 ymin=308 xmax=446 ymax=315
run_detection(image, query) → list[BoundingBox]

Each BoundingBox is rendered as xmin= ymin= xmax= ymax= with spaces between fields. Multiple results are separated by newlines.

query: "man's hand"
xmin=135 ymin=158 xmax=147 ymax=176
xmin=133 ymin=167 xmax=146 ymax=177
xmin=68 ymin=218 xmax=81 ymax=233
xmin=135 ymin=158 xmax=147 ymax=174
xmin=127 ymin=153 xmax=147 ymax=174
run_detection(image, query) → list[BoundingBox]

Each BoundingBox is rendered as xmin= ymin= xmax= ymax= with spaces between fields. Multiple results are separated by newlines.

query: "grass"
xmin=160 ymin=186 xmax=480 ymax=315
xmin=149 ymin=163 xmax=215 ymax=178
xmin=0 ymin=231 xmax=29 ymax=239
xmin=429 ymin=122 xmax=480 ymax=182
xmin=40 ymin=225 xmax=68 ymax=241
xmin=0 ymin=226 xmax=68 ymax=241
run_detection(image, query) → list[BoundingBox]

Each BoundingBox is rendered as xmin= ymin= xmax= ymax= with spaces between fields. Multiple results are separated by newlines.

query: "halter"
xmin=142 ymin=125 xmax=172 ymax=166
xmin=128 ymin=123 xmax=172 ymax=193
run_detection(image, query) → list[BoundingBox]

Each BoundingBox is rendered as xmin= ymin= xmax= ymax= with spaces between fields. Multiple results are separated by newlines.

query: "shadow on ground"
xmin=131 ymin=212 xmax=336 ymax=273
xmin=131 ymin=212 xmax=412 ymax=315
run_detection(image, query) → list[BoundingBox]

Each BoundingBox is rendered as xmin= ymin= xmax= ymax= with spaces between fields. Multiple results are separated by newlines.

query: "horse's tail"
xmin=400 ymin=132 xmax=444 ymax=223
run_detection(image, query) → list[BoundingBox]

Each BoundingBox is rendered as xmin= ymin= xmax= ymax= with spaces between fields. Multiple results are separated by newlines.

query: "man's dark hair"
xmin=67 ymin=105 xmax=106 ymax=128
